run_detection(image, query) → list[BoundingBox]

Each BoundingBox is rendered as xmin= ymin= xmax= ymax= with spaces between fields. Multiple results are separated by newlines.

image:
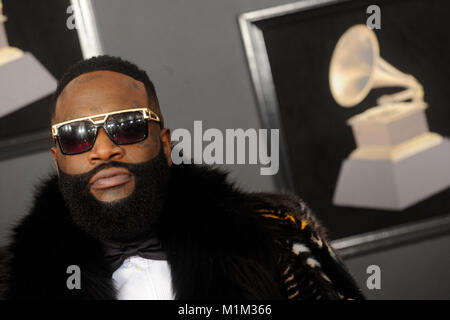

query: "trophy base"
xmin=0 ymin=51 xmax=56 ymax=118
xmin=0 ymin=46 xmax=22 ymax=66
xmin=333 ymin=137 xmax=450 ymax=210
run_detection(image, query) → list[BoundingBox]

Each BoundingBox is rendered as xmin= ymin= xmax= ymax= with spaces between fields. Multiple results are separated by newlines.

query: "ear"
xmin=51 ymin=146 xmax=60 ymax=176
xmin=160 ymin=127 xmax=172 ymax=166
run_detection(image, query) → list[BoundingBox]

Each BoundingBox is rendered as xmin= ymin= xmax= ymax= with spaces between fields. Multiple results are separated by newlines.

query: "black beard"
xmin=58 ymin=145 xmax=170 ymax=243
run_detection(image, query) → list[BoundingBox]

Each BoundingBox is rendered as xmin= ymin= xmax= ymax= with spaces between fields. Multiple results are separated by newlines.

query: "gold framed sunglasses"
xmin=52 ymin=107 xmax=161 ymax=155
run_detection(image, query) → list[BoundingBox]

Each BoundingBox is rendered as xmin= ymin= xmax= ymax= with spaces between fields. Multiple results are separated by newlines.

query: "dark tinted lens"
xmin=105 ymin=111 xmax=148 ymax=144
xmin=58 ymin=121 xmax=97 ymax=154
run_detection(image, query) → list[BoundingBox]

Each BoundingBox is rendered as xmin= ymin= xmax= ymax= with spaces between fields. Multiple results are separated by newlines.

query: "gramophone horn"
xmin=329 ymin=24 xmax=419 ymax=108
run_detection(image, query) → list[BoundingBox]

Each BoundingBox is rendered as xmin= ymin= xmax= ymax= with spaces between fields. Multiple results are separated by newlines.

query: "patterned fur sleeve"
xmin=253 ymin=193 xmax=365 ymax=300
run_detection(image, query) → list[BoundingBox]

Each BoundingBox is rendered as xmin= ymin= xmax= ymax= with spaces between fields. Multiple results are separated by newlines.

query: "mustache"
xmin=59 ymin=161 xmax=147 ymax=187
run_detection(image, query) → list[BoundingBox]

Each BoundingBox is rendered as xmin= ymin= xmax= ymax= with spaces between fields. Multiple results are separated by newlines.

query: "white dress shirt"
xmin=112 ymin=256 xmax=174 ymax=300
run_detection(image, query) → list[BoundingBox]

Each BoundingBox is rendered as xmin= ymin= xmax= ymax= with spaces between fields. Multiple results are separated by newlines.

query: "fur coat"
xmin=0 ymin=163 xmax=364 ymax=300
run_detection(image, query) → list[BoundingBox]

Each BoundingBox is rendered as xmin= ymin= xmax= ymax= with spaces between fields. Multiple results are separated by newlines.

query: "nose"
xmin=88 ymin=127 xmax=125 ymax=164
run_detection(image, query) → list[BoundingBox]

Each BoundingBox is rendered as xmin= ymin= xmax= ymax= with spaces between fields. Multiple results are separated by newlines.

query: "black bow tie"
xmin=102 ymin=236 xmax=167 ymax=272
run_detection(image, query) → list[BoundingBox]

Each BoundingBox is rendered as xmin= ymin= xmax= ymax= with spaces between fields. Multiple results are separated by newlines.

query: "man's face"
xmin=51 ymin=70 xmax=172 ymax=203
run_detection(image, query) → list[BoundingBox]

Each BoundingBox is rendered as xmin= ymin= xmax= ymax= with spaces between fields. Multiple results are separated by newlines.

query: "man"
xmin=0 ymin=55 xmax=363 ymax=300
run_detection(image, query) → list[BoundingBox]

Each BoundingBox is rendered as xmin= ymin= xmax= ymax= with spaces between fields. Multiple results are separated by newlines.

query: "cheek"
xmin=123 ymin=140 xmax=159 ymax=163
xmin=123 ymin=125 xmax=160 ymax=162
xmin=56 ymin=153 xmax=91 ymax=174
xmin=124 ymin=127 xmax=159 ymax=161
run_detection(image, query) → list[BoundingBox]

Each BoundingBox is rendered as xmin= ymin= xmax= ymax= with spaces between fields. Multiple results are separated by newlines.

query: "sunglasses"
xmin=52 ymin=107 xmax=161 ymax=155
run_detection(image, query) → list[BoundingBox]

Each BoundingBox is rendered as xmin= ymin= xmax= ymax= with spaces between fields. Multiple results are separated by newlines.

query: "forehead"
xmin=54 ymin=70 xmax=148 ymax=123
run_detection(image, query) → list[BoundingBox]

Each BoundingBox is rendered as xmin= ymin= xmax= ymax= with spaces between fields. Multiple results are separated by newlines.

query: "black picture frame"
xmin=0 ymin=0 xmax=84 ymax=160
xmin=239 ymin=0 xmax=450 ymax=258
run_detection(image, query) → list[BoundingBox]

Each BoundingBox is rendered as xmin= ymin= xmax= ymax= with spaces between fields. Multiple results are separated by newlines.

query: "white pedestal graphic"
xmin=333 ymin=103 xmax=450 ymax=210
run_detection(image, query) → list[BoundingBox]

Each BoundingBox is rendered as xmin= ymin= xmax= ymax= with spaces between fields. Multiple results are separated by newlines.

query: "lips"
xmin=89 ymin=167 xmax=133 ymax=190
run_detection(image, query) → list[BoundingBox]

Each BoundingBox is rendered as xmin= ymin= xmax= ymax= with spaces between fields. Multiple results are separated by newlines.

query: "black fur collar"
xmin=1 ymin=164 xmax=284 ymax=299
